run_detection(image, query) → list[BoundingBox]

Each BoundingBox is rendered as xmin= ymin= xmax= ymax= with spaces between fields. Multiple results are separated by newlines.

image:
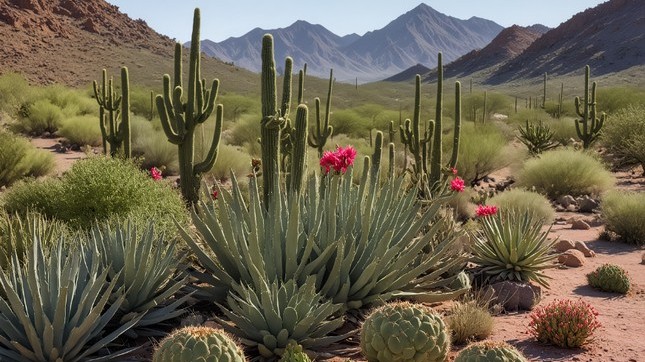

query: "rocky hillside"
xmin=0 ymin=0 xmax=248 ymax=89
xmin=200 ymin=3 xmax=503 ymax=83
xmin=489 ymin=0 xmax=645 ymax=83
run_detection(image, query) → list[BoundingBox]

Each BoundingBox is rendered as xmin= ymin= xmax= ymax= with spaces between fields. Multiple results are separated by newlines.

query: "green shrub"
xmin=446 ymin=300 xmax=494 ymax=345
xmin=516 ymin=149 xmax=614 ymax=199
xmin=2 ymin=156 xmax=188 ymax=234
xmin=205 ymin=143 xmax=251 ymax=182
xmin=0 ymin=131 xmax=54 ymax=186
xmin=545 ymin=117 xmax=579 ymax=146
xmin=20 ymin=99 xmax=65 ymax=134
xmin=602 ymin=105 xmax=645 ymax=171
xmin=0 ymin=72 xmax=30 ymax=114
xmin=597 ymin=87 xmax=645 ymax=115
xmin=587 ymin=263 xmax=631 ymax=294
xmin=58 ymin=115 xmax=103 ymax=146
xmin=448 ymin=123 xmax=511 ymax=183
xmin=131 ymin=115 xmax=179 ymax=174
xmin=488 ymin=188 xmax=555 ymax=225
xmin=226 ymin=113 xmax=262 ymax=156
xmin=602 ymin=190 xmax=645 ymax=245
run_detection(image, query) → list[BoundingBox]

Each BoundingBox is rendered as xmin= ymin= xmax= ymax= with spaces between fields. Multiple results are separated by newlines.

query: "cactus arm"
xmin=196 ymin=79 xmax=219 ymax=124
xmin=173 ymin=43 xmax=182 ymax=90
xmin=260 ymin=34 xmax=282 ymax=208
xmin=288 ymin=105 xmax=308 ymax=195
xmin=388 ymin=142 xmax=395 ymax=180
xmin=307 ymin=70 xmax=334 ymax=157
xmin=280 ymin=57 xmax=293 ymax=118
xmin=157 ymin=96 xmax=183 ymax=145
xmin=297 ymin=63 xmax=307 ymax=104
xmin=429 ymin=53 xmax=444 ymax=187
xmin=449 ymin=81 xmax=461 ymax=169
xmin=194 ymin=104 xmax=223 ymax=174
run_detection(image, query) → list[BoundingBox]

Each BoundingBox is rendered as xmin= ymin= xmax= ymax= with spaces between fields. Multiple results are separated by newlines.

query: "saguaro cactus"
xmin=574 ymin=65 xmax=605 ymax=149
xmin=307 ymin=70 xmax=334 ymax=158
xmin=156 ymin=8 xmax=222 ymax=206
xmin=93 ymin=67 xmax=131 ymax=158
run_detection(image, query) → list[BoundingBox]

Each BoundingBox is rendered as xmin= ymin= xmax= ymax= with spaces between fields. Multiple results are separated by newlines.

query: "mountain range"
xmin=198 ymin=3 xmax=504 ymax=83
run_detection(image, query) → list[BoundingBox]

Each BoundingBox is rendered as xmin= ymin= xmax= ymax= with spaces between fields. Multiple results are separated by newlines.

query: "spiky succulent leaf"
xmin=90 ymin=222 xmax=191 ymax=335
xmin=214 ymin=277 xmax=347 ymax=359
xmin=360 ymin=301 xmax=450 ymax=362
xmin=470 ymin=211 xmax=557 ymax=288
xmin=0 ymin=239 xmax=141 ymax=361
xmin=153 ymin=326 xmax=246 ymax=362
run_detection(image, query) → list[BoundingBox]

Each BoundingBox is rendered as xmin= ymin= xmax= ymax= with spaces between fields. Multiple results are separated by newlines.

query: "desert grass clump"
xmin=488 ymin=188 xmax=555 ymax=225
xmin=528 ymin=299 xmax=601 ymax=348
xmin=601 ymin=190 xmax=645 ymax=246
xmin=205 ymin=143 xmax=251 ymax=182
xmin=602 ymin=105 xmax=645 ymax=172
xmin=131 ymin=116 xmax=179 ymax=174
xmin=0 ymin=130 xmax=54 ymax=187
xmin=446 ymin=300 xmax=494 ymax=345
xmin=516 ymin=149 xmax=614 ymax=199
xmin=2 ymin=156 xmax=187 ymax=234
xmin=58 ymin=114 xmax=103 ymax=146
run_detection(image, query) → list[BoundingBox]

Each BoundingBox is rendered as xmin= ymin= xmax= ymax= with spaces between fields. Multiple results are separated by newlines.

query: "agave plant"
xmin=470 ymin=210 xmax=558 ymax=287
xmin=90 ymin=221 xmax=191 ymax=336
xmin=214 ymin=277 xmax=347 ymax=359
xmin=0 ymin=238 xmax=140 ymax=361
xmin=518 ymin=120 xmax=559 ymax=155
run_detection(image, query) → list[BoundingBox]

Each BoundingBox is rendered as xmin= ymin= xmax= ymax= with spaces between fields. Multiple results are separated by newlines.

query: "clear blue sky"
xmin=105 ymin=0 xmax=606 ymax=43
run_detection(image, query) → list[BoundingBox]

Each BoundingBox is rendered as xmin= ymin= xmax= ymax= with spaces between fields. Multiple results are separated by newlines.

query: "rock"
xmin=641 ymin=252 xmax=645 ymax=265
xmin=555 ymin=205 xmax=565 ymax=212
xmin=574 ymin=241 xmax=596 ymax=257
xmin=577 ymin=196 xmax=600 ymax=213
xmin=488 ymin=281 xmax=542 ymax=311
xmin=566 ymin=204 xmax=578 ymax=212
xmin=554 ymin=239 xmax=576 ymax=252
xmin=558 ymin=249 xmax=586 ymax=267
xmin=557 ymin=195 xmax=576 ymax=208
xmin=571 ymin=219 xmax=591 ymax=230
xmin=554 ymin=220 xmax=567 ymax=225
xmin=588 ymin=215 xmax=603 ymax=227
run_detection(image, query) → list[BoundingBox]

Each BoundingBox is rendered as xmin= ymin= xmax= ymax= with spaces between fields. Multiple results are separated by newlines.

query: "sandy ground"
xmin=23 ymin=138 xmax=645 ymax=361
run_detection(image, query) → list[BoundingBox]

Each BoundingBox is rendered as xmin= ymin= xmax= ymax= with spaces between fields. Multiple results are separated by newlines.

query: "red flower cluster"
xmin=528 ymin=299 xmax=601 ymax=348
xmin=211 ymin=188 xmax=219 ymax=200
xmin=450 ymin=177 xmax=465 ymax=192
xmin=476 ymin=204 xmax=498 ymax=217
xmin=150 ymin=167 xmax=162 ymax=181
xmin=450 ymin=167 xmax=458 ymax=175
xmin=320 ymin=146 xmax=357 ymax=174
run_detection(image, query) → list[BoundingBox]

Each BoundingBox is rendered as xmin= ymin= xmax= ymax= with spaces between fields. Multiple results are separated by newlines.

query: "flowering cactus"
xmin=319 ymin=145 xmax=357 ymax=174
xmin=476 ymin=204 xmax=498 ymax=217
xmin=528 ymin=299 xmax=601 ymax=348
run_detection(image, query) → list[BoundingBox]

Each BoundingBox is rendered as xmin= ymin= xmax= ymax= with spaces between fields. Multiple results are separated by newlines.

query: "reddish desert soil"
xmin=25 ymin=138 xmax=645 ymax=362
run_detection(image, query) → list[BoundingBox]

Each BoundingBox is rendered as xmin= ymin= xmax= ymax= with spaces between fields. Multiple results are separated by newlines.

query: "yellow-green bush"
xmin=131 ymin=115 xmax=179 ymax=174
xmin=602 ymin=105 xmax=645 ymax=171
xmin=58 ymin=115 xmax=103 ymax=146
xmin=488 ymin=188 xmax=555 ymax=225
xmin=0 ymin=131 xmax=54 ymax=187
xmin=516 ymin=149 xmax=614 ymax=199
xmin=446 ymin=300 xmax=494 ymax=345
xmin=205 ymin=143 xmax=252 ymax=182
xmin=602 ymin=190 xmax=645 ymax=246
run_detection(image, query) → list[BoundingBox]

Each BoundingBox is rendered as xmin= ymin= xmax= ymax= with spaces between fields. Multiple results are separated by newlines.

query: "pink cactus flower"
xmin=476 ymin=204 xmax=498 ymax=217
xmin=450 ymin=177 xmax=465 ymax=192
xmin=150 ymin=167 xmax=162 ymax=181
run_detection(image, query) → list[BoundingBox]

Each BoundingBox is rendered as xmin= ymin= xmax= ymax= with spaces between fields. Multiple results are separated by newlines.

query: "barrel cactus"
xmin=360 ymin=301 xmax=450 ymax=362
xmin=455 ymin=341 xmax=527 ymax=362
xmin=587 ymin=263 xmax=631 ymax=294
xmin=153 ymin=326 xmax=246 ymax=362
xmin=278 ymin=342 xmax=312 ymax=362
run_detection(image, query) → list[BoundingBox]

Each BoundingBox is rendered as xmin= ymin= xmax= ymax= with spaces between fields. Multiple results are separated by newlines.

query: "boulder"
xmin=557 ymin=195 xmax=576 ymax=208
xmin=554 ymin=239 xmax=576 ymax=252
xmin=488 ymin=281 xmax=542 ymax=311
xmin=558 ymin=249 xmax=586 ymax=267
xmin=571 ymin=219 xmax=591 ymax=230
xmin=577 ymin=196 xmax=600 ymax=213
xmin=574 ymin=241 xmax=596 ymax=257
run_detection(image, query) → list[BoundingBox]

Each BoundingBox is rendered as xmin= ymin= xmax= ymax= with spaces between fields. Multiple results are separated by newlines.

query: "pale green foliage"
xmin=0 ymin=240 xmax=140 ymax=361
xmin=587 ymin=263 xmax=631 ymax=294
xmin=0 ymin=130 xmax=54 ymax=187
xmin=0 ymin=73 xmax=30 ymax=113
xmin=516 ymin=149 xmax=614 ymax=198
xmin=488 ymin=188 xmax=555 ymax=225
xmin=226 ymin=113 xmax=262 ymax=156
xmin=596 ymin=86 xmax=645 ymax=115
xmin=602 ymin=190 xmax=645 ymax=246
xmin=58 ymin=114 xmax=103 ymax=146
xmin=215 ymin=278 xmax=345 ymax=359
xmin=602 ymin=105 xmax=645 ymax=170
xmin=455 ymin=340 xmax=527 ymax=362
xmin=545 ymin=117 xmax=579 ymax=146
xmin=131 ymin=115 xmax=179 ymax=174
xmin=204 ymin=143 xmax=251 ymax=182
xmin=470 ymin=210 xmax=557 ymax=288
xmin=153 ymin=326 xmax=246 ymax=362
xmin=448 ymin=123 xmax=510 ymax=183
xmin=446 ymin=300 xmax=494 ymax=345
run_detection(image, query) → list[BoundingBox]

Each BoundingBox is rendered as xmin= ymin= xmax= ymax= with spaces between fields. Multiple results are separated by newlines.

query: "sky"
xmin=105 ymin=0 xmax=607 ymax=43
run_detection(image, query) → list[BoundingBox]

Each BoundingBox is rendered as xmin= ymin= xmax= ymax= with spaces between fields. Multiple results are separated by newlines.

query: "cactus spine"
xmin=401 ymin=53 xmax=461 ymax=194
xmin=93 ymin=67 xmax=131 ymax=158
xmin=156 ymin=8 xmax=222 ymax=206
xmin=307 ymin=70 xmax=334 ymax=158
xmin=575 ymin=65 xmax=605 ymax=149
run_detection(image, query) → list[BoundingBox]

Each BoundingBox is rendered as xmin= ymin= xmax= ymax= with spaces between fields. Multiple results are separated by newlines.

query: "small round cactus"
xmin=153 ymin=326 xmax=246 ymax=362
xmin=278 ymin=342 xmax=311 ymax=362
xmin=360 ymin=301 xmax=450 ymax=362
xmin=455 ymin=341 xmax=528 ymax=362
xmin=587 ymin=263 xmax=631 ymax=294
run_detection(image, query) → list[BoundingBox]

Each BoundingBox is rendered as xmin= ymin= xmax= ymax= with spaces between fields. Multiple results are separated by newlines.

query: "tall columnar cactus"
xmin=400 ymin=53 xmax=461 ymax=194
xmin=575 ymin=65 xmax=605 ymax=149
xmin=93 ymin=67 xmax=131 ymax=158
xmin=542 ymin=72 xmax=547 ymax=108
xmin=307 ymin=69 xmax=334 ymax=158
xmin=156 ymin=8 xmax=222 ymax=206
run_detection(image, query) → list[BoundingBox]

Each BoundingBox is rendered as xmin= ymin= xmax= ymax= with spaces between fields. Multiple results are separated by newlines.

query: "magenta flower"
xmin=211 ymin=188 xmax=219 ymax=200
xmin=450 ymin=177 xmax=465 ymax=192
xmin=476 ymin=204 xmax=498 ymax=217
xmin=450 ymin=167 xmax=458 ymax=175
xmin=320 ymin=145 xmax=357 ymax=175
xmin=150 ymin=167 xmax=162 ymax=181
